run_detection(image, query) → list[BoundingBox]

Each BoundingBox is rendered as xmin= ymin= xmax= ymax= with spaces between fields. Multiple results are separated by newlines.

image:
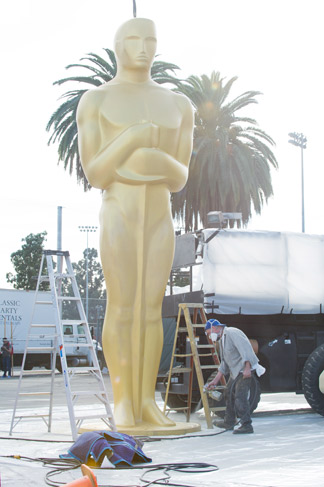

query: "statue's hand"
xmin=129 ymin=121 xmax=159 ymax=149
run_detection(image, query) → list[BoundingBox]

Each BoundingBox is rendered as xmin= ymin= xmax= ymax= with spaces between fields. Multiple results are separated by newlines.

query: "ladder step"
xmin=74 ymin=413 xmax=114 ymax=421
xmin=58 ymin=297 xmax=79 ymax=301
xmin=165 ymin=407 xmax=189 ymax=412
xmin=71 ymin=391 xmax=106 ymax=397
xmin=67 ymin=367 xmax=100 ymax=373
xmin=31 ymin=324 xmax=57 ymax=328
xmin=54 ymin=273 xmax=74 ymax=279
xmin=200 ymin=365 xmax=219 ymax=370
xmin=62 ymin=320 xmax=86 ymax=325
xmin=35 ymin=301 xmax=53 ymax=305
xmin=174 ymin=353 xmax=193 ymax=358
xmin=197 ymin=344 xmax=216 ymax=349
xmin=19 ymin=391 xmax=52 ymax=396
xmin=15 ymin=413 xmax=50 ymax=419
xmin=26 ymin=347 xmax=55 ymax=352
xmin=28 ymin=335 xmax=57 ymax=339
xmin=170 ymin=367 xmax=192 ymax=373
xmin=22 ymin=370 xmax=55 ymax=376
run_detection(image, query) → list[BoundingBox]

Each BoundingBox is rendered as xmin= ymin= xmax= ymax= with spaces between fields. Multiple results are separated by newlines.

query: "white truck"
xmin=0 ymin=288 xmax=103 ymax=370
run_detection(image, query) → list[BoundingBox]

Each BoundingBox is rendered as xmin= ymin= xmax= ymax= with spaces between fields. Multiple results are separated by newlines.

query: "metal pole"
xmin=57 ymin=206 xmax=62 ymax=250
xmin=86 ymin=231 xmax=89 ymax=321
xmin=301 ymin=146 xmax=305 ymax=233
xmin=288 ymin=132 xmax=307 ymax=234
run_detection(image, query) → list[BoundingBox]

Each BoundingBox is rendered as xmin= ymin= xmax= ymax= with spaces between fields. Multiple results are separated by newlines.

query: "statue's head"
xmin=114 ymin=18 xmax=157 ymax=72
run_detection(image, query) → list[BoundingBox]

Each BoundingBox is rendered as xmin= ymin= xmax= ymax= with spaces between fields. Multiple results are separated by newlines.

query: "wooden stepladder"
xmin=10 ymin=250 xmax=116 ymax=440
xmin=163 ymin=303 xmax=226 ymax=429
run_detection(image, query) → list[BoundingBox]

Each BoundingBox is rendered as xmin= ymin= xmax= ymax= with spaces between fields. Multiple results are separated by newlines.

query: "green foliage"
xmin=173 ymin=72 xmax=278 ymax=230
xmin=6 ymin=232 xmax=48 ymax=290
xmin=46 ymin=49 xmax=183 ymax=190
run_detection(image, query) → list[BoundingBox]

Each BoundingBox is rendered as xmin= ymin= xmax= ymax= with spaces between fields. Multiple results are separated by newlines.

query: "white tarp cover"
xmin=202 ymin=229 xmax=324 ymax=315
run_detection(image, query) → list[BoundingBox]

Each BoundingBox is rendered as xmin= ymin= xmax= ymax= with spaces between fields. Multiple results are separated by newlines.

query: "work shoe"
xmin=233 ymin=424 xmax=254 ymax=434
xmin=213 ymin=420 xmax=234 ymax=430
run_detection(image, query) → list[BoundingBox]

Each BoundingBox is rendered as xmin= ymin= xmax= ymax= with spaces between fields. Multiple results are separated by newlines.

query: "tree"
xmin=46 ymin=48 xmax=183 ymax=190
xmin=70 ymin=248 xmax=106 ymax=326
xmin=6 ymin=232 xmax=47 ymax=290
xmin=172 ymin=72 xmax=278 ymax=231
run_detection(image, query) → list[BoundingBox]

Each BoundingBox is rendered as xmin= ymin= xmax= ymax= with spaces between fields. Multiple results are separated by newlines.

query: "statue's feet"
xmin=142 ymin=399 xmax=176 ymax=426
xmin=114 ymin=399 xmax=136 ymax=428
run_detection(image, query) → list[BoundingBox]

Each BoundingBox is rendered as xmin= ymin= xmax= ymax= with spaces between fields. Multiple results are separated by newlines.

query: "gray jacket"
xmin=218 ymin=327 xmax=259 ymax=379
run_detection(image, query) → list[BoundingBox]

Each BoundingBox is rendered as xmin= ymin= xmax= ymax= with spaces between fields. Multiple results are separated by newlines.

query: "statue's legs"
xmin=140 ymin=189 xmax=176 ymax=426
xmin=100 ymin=186 xmax=176 ymax=427
xmin=100 ymin=201 xmax=138 ymax=427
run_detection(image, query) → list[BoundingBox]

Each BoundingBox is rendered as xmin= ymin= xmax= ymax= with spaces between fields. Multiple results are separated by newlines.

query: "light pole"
xmin=288 ymin=132 xmax=307 ymax=233
xmin=78 ymin=226 xmax=98 ymax=321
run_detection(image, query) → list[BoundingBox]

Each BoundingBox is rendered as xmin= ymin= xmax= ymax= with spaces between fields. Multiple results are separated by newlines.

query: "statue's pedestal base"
xmin=79 ymin=421 xmax=201 ymax=436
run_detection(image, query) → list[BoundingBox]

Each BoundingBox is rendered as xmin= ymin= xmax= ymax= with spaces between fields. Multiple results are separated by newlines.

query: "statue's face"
xmin=115 ymin=19 xmax=157 ymax=71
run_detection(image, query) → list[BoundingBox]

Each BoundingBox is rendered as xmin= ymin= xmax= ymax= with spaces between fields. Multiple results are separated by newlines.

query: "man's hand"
xmin=206 ymin=370 xmax=223 ymax=389
xmin=243 ymin=361 xmax=252 ymax=379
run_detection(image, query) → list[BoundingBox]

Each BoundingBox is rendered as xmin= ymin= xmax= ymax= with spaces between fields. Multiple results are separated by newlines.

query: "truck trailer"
xmin=157 ymin=228 xmax=324 ymax=417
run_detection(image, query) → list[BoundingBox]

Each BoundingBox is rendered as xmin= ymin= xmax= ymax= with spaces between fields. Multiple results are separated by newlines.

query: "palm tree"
xmin=46 ymin=48 xmax=183 ymax=190
xmin=172 ymin=71 xmax=278 ymax=231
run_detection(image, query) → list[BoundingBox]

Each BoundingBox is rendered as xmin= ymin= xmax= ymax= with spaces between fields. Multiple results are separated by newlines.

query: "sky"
xmin=1 ymin=0 xmax=323 ymax=289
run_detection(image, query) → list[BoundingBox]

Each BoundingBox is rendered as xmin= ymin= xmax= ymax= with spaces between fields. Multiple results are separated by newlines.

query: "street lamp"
xmin=78 ymin=226 xmax=98 ymax=321
xmin=288 ymin=132 xmax=307 ymax=233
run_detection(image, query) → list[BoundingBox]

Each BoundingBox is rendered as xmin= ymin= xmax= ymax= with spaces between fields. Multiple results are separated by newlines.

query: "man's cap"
xmin=3 ymin=337 xmax=8 ymax=341
xmin=205 ymin=319 xmax=226 ymax=331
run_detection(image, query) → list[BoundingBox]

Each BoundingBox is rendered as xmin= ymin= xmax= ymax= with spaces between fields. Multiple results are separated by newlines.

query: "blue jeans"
xmin=2 ymin=356 xmax=11 ymax=376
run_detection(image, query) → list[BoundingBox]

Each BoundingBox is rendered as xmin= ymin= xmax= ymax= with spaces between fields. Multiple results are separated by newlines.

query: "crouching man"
xmin=206 ymin=319 xmax=265 ymax=434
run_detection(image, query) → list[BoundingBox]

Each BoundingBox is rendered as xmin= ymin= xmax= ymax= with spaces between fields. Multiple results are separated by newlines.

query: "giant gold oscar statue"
xmin=77 ymin=18 xmax=196 ymax=433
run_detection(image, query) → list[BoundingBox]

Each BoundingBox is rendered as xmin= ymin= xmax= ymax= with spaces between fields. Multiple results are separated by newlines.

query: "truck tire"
xmin=160 ymin=392 xmax=199 ymax=413
xmin=302 ymin=344 xmax=324 ymax=416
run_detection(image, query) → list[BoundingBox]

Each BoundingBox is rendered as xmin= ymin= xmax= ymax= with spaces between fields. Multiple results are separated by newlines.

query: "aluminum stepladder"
xmin=10 ymin=249 xmax=116 ymax=440
xmin=162 ymin=303 xmax=226 ymax=429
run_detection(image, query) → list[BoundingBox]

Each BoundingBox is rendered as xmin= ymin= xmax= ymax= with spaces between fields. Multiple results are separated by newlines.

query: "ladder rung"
xmin=28 ymin=335 xmax=57 ymax=339
xmin=58 ymin=297 xmax=79 ymax=301
xmin=19 ymin=391 xmax=52 ymax=396
xmin=165 ymin=407 xmax=189 ymax=412
xmin=15 ymin=413 xmax=50 ymax=418
xmin=174 ymin=353 xmax=193 ymax=358
xmin=26 ymin=347 xmax=55 ymax=352
xmin=54 ymin=273 xmax=74 ymax=278
xmin=192 ymin=324 xmax=206 ymax=328
xmin=35 ymin=301 xmax=53 ymax=305
xmin=31 ymin=324 xmax=56 ymax=328
xmin=197 ymin=344 xmax=215 ymax=349
xmin=200 ymin=365 xmax=219 ymax=370
xmin=67 ymin=367 xmax=99 ymax=373
xmin=72 ymin=391 xmax=106 ymax=397
xmin=74 ymin=413 xmax=113 ymax=421
xmin=62 ymin=320 xmax=85 ymax=325
xmin=170 ymin=367 xmax=192 ymax=373
xmin=22 ymin=370 xmax=55 ymax=376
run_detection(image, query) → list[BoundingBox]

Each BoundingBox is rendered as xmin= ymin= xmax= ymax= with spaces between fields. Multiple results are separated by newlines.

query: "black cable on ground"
xmin=0 ymin=455 xmax=218 ymax=487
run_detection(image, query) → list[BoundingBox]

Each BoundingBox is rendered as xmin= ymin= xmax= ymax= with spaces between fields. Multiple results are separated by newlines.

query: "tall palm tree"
xmin=172 ymin=71 xmax=278 ymax=231
xmin=46 ymin=48 xmax=183 ymax=190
